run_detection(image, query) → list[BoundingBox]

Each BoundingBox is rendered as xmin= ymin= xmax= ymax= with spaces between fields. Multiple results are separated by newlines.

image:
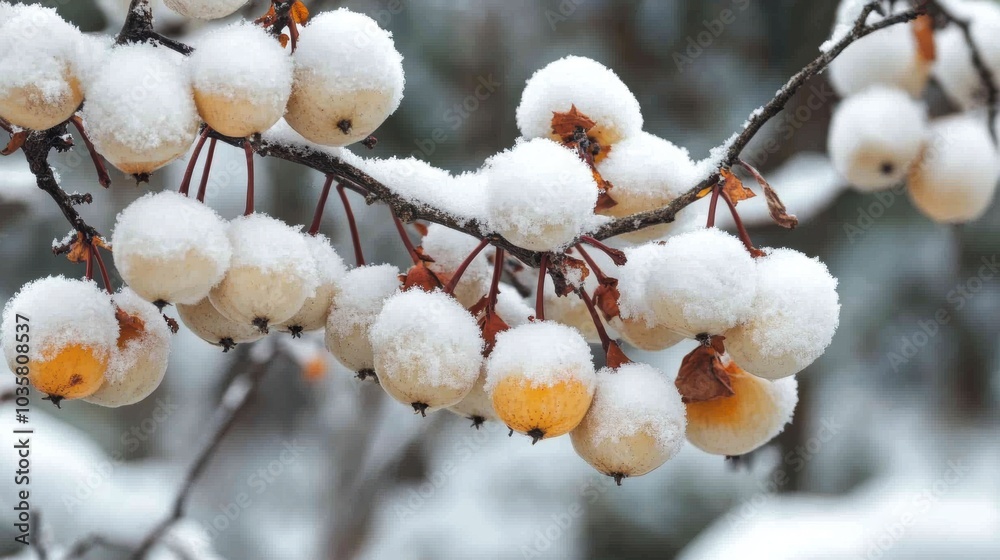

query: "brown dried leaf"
xmin=720 ymin=169 xmax=755 ymax=205
xmin=593 ymin=168 xmax=618 ymax=211
xmin=163 ymin=315 xmax=180 ymax=334
xmin=479 ymin=310 xmax=510 ymax=357
xmin=740 ymin=161 xmax=798 ymax=229
xmin=605 ymin=340 xmax=632 ymax=370
xmin=65 ymin=234 xmax=110 ymax=264
xmin=413 ymin=246 xmax=436 ymax=264
xmin=913 ymin=14 xmax=936 ymax=63
xmin=412 ymin=222 xmax=429 ymax=237
xmin=593 ymin=278 xmax=621 ymax=321
xmin=551 ymin=105 xmax=597 ymax=138
xmin=402 ymin=263 xmax=444 ymax=293
xmin=675 ymin=336 xmax=735 ymax=403
xmin=278 ymin=34 xmax=289 ymax=48
xmin=115 ymin=307 xmax=146 ymax=349
xmin=551 ymin=256 xmax=590 ymax=296
xmin=290 ymin=1 xmax=310 ymax=24
xmin=1 ymin=130 xmax=27 ymax=156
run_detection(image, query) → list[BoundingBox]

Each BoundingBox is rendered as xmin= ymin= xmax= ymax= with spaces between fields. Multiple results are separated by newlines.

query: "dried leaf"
xmin=255 ymin=4 xmax=278 ymax=26
xmin=65 ymin=233 xmax=110 ymax=264
xmin=675 ymin=336 xmax=735 ymax=403
xmin=720 ymin=169 xmax=755 ymax=205
xmin=412 ymin=222 xmax=429 ymax=237
xmin=413 ymin=246 xmax=436 ymax=264
xmin=290 ymin=0 xmax=309 ymax=23
xmin=593 ymin=168 xmax=618 ymax=211
xmin=479 ymin=309 xmax=510 ymax=356
xmin=402 ymin=263 xmax=444 ymax=293
xmin=913 ymin=14 xmax=936 ymax=63
xmin=115 ymin=307 xmax=146 ymax=349
xmin=739 ymin=160 xmax=798 ymax=229
xmin=605 ymin=340 xmax=632 ymax=370
xmin=279 ymin=34 xmax=289 ymax=48
xmin=163 ymin=315 xmax=180 ymax=334
xmin=593 ymin=278 xmax=621 ymax=321
xmin=697 ymin=186 xmax=714 ymax=198
xmin=1 ymin=130 xmax=27 ymax=156
xmin=551 ymin=105 xmax=597 ymax=138
xmin=550 ymin=256 xmax=590 ymax=296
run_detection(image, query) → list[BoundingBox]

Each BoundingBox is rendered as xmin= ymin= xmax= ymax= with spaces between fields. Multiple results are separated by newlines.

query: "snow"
xmin=190 ymin=21 xmax=293 ymax=123
xmin=484 ymin=138 xmax=600 ymax=252
xmin=494 ymin=283 xmax=534 ymax=327
xmin=516 ymin=55 xmax=643 ymax=144
xmin=326 ymin=264 xmax=401 ymax=336
xmin=354 ymin=156 xmax=487 ymax=225
xmin=828 ymin=86 xmax=928 ymax=192
xmin=1 ymin=276 xmax=118 ymax=366
xmin=617 ymin=228 xmax=757 ymax=338
xmin=725 ymin=248 xmax=840 ymax=380
xmin=81 ymin=43 xmax=199 ymax=161
xmin=163 ymin=0 xmax=247 ymax=20
xmin=86 ymin=287 xmax=171 ymax=407
xmin=484 ymin=321 xmax=596 ymax=392
xmin=0 ymin=5 xmax=82 ymax=103
xmin=370 ymin=289 xmax=483 ymax=392
xmin=111 ymin=191 xmax=232 ymax=305
xmin=578 ymin=362 xmax=686 ymax=453
xmin=933 ymin=1 xmax=1000 ymax=109
xmin=305 ymin=233 xmax=347 ymax=287
xmin=294 ymin=8 xmax=405 ymax=112
xmin=225 ymin=214 xmax=317 ymax=283
xmin=908 ymin=113 xmax=1000 ymax=223
xmin=598 ymin=131 xmax=700 ymax=202
xmin=826 ymin=11 xmax=928 ymax=97
xmin=420 ymin=224 xmax=490 ymax=294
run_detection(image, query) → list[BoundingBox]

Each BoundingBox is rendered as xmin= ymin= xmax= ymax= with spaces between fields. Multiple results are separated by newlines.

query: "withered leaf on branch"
xmin=289 ymin=0 xmax=310 ymax=24
xmin=412 ymin=222 xmax=429 ymax=237
xmin=1 ymin=130 xmax=27 ymax=156
xmin=593 ymin=169 xmax=619 ymax=211
xmin=912 ymin=14 xmax=936 ymax=63
xmin=401 ymin=262 xmax=444 ymax=293
xmin=675 ymin=336 xmax=735 ymax=403
xmin=115 ymin=306 xmax=146 ymax=347
xmin=550 ymin=256 xmax=590 ymax=296
xmin=739 ymin=160 xmax=798 ymax=229
xmin=163 ymin=315 xmax=180 ymax=335
xmin=551 ymin=105 xmax=597 ymax=137
xmin=479 ymin=310 xmax=510 ymax=357
xmin=65 ymin=233 xmax=110 ymax=264
xmin=593 ymin=277 xmax=621 ymax=321
xmin=605 ymin=340 xmax=632 ymax=370
xmin=719 ymin=169 xmax=755 ymax=205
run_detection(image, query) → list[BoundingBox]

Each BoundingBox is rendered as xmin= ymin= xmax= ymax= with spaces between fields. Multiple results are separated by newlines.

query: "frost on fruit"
xmin=209 ymin=214 xmax=319 ymax=332
xmin=370 ymin=289 xmax=484 ymax=414
xmin=908 ymin=114 xmax=1000 ymax=224
xmin=828 ymin=86 xmax=928 ymax=192
xmin=325 ymin=264 xmax=401 ymax=376
xmin=484 ymin=138 xmax=600 ymax=252
xmin=571 ymin=363 xmax=686 ymax=484
xmin=596 ymin=131 xmax=701 ymax=243
xmin=420 ymin=224 xmax=490 ymax=308
xmin=81 ymin=44 xmax=200 ymax=175
xmin=618 ymin=228 xmax=756 ymax=338
xmin=286 ymin=8 xmax=405 ymax=146
xmin=932 ymin=1 xmax=1000 ymax=110
xmin=516 ymin=55 xmax=643 ymax=157
xmin=176 ymin=297 xmax=265 ymax=351
xmin=1 ymin=276 xmax=119 ymax=401
xmin=685 ymin=361 xmax=798 ymax=456
xmin=827 ymin=5 xmax=930 ymax=97
xmin=163 ymin=0 xmax=248 ymax=20
xmin=190 ymin=22 xmax=293 ymax=138
xmin=485 ymin=321 xmax=597 ymax=442
xmin=725 ymin=248 xmax=840 ymax=380
xmin=275 ymin=234 xmax=347 ymax=336
xmin=85 ymin=288 xmax=171 ymax=407
xmin=0 ymin=6 xmax=86 ymax=130
xmin=111 ymin=191 xmax=232 ymax=306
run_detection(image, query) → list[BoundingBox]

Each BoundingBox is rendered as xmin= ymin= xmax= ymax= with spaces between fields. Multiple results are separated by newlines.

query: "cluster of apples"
xmin=0 ymin=2 xmax=404 ymax=175
xmin=827 ymin=0 xmax=1000 ymax=223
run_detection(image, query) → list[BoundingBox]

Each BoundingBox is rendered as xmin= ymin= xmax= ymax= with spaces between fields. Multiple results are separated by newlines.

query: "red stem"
xmin=535 ymin=253 xmax=548 ymax=321
xmin=195 ymin=138 xmax=217 ymax=203
xmin=179 ymin=128 xmax=211 ymax=196
xmin=579 ymin=236 xmax=627 ymax=266
xmin=92 ymin=244 xmax=113 ymax=294
xmin=574 ymin=244 xmax=609 ymax=283
xmin=308 ymin=175 xmax=334 ymax=236
xmin=392 ymin=210 xmax=421 ymax=264
xmin=338 ymin=185 xmax=365 ymax=267
xmin=720 ymin=189 xmax=756 ymax=254
xmin=487 ymin=248 xmax=505 ymax=313
xmin=85 ymin=246 xmax=94 ymax=281
xmin=68 ymin=116 xmax=111 ymax=189
xmin=577 ymin=289 xmax=613 ymax=352
xmin=444 ymin=239 xmax=490 ymax=295
xmin=243 ymin=139 xmax=255 ymax=216
xmin=289 ymin=18 xmax=299 ymax=52
xmin=706 ymin=185 xmax=721 ymax=228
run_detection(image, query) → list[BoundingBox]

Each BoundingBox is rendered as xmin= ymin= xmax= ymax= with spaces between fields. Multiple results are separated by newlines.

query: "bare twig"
xmin=117 ymin=0 xmax=193 ymax=54
xmin=21 ymin=129 xmax=102 ymax=241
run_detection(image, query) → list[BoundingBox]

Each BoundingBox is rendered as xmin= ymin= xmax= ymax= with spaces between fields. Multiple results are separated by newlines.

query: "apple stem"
xmin=392 ymin=210 xmax=422 ymax=264
xmin=195 ymin=138 xmax=217 ymax=203
xmin=720 ymin=188 xmax=757 ymax=255
xmin=68 ymin=116 xmax=111 ymax=189
xmin=178 ymin=127 xmax=211 ymax=197
xmin=243 ymin=140 xmax=255 ymax=216
xmin=535 ymin=253 xmax=548 ymax=321
xmin=577 ymin=288 xmax=613 ymax=353
xmin=706 ymin=184 xmax=721 ymax=228
xmin=337 ymin=185 xmax=365 ymax=267
xmin=445 ymin=239 xmax=490 ymax=295
xmin=487 ymin=248 xmax=505 ymax=314
xmin=308 ymin=175 xmax=334 ymax=236
xmin=92 ymin=242 xmax=113 ymax=294
xmin=574 ymin=244 xmax=609 ymax=284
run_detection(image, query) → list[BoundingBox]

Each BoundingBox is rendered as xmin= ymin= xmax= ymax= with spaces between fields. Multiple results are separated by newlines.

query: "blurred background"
xmin=1 ymin=0 xmax=999 ymax=558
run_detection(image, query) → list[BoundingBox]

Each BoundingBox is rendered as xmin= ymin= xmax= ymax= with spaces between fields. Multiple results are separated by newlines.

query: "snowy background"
xmin=2 ymin=0 xmax=1000 ymax=559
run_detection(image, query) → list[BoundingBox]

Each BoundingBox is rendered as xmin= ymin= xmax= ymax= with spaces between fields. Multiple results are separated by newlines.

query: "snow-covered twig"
xmin=117 ymin=0 xmax=193 ymax=54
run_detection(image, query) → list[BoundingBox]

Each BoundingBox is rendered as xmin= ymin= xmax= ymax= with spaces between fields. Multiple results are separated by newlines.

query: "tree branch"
xmin=21 ymin=128 xmax=102 ymax=241
xmin=117 ymin=0 xmax=193 ymax=54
